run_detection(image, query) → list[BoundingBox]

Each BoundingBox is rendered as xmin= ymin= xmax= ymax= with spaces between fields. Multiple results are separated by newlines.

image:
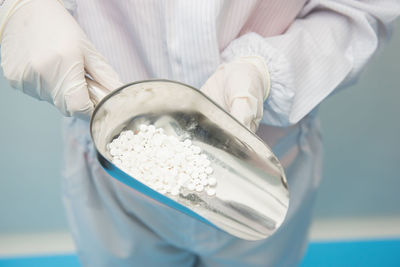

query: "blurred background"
xmin=0 ymin=19 xmax=399 ymax=265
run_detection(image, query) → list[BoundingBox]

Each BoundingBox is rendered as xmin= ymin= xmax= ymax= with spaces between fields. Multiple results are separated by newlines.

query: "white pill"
xmin=153 ymin=138 xmax=163 ymax=147
xmin=185 ymin=166 xmax=194 ymax=174
xmin=113 ymin=159 xmax=122 ymax=165
xmin=120 ymin=163 xmax=130 ymax=170
xmin=176 ymin=145 xmax=184 ymax=151
xmin=208 ymin=177 xmax=217 ymax=186
xmin=163 ymin=183 xmax=172 ymax=192
xmin=202 ymin=159 xmax=211 ymax=167
xmin=119 ymin=135 xmax=128 ymax=143
xmin=174 ymin=153 xmax=185 ymax=162
xmin=201 ymin=179 xmax=208 ymax=186
xmin=187 ymin=183 xmax=195 ymax=191
xmin=155 ymin=181 xmax=163 ymax=189
xmin=169 ymin=135 xmax=177 ymax=140
xmin=133 ymin=144 xmax=143 ymax=152
xmin=199 ymin=173 xmax=207 ymax=180
xmin=107 ymin=124 xmax=219 ymax=198
xmin=183 ymin=139 xmax=192 ymax=147
xmin=125 ymin=131 xmax=134 ymax=139
xmin=144 ymin=132 xmax=153 ymax=139
xmin=184 ymin=148 xmax=193 ymax=156
xmin=110 ymin=148 xmax=118 ymax=156
xmin=162 ymin=175 xmax=171 ymax=183
xmin=179 ymin=173 xmax=190 ymax=182
xmin=170 ymin=168 xmax=178 ymax=176
xmin=206 ymin=188 xmax=216 ymax=196
xmin=139 ymin=124 xmax=148 ymax=131
xmin=205 ymin=167 xmax=213 ymax=174
xmin=195 ymin=185 xmax=204 ymax=192
xmin=191 ymin=146 xmax=201 ymax=154
xmin=171 ymin=188 xmax=180 ymax=196
xmin=196 ymin=165 xmax=205 ymax=173
xmin=132 ymin=135 xmax=140 ymax=143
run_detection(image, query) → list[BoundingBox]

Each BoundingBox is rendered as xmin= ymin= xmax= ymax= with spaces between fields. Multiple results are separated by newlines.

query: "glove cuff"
xmin=221 ymin=33 xmax=295 ymax=127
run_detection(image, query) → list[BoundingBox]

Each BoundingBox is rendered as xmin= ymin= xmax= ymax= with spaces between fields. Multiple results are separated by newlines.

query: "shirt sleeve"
xmin=221 ymin=0 xmax=400 ymax=127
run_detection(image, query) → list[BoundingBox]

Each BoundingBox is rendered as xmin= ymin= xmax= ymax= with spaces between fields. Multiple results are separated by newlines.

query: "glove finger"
xmin=83 ymin=41 xmax=123 ymax=92
xmin=230 ymin=97 xmax=259 ymax=132
xmin=36 ymin=54 xmax=93 ymax=120
xmin=63 ymin=73 xmax=94 ymax=120
xmin=200 ymin=75 xmax=216 ymax=100
xmin=200 ymin=68 xmax=228 ymax=111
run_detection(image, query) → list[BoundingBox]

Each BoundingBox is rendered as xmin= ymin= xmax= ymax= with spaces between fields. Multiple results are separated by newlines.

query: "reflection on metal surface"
xmin=89 ymin=80 xmax=289 ymax=240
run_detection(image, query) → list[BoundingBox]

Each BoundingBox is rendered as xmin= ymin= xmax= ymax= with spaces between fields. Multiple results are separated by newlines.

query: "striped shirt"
xmin=65 ymin=0 xmax=399 ymax=126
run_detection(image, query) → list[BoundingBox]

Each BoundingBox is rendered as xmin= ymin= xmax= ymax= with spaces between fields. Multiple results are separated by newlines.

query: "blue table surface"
xmin=0 ymin=239 xmax=399 ymax=267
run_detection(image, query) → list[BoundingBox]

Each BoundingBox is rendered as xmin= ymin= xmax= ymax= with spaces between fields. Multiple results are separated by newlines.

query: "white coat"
xmin=60 ymin=1 xmax=400 ymax=266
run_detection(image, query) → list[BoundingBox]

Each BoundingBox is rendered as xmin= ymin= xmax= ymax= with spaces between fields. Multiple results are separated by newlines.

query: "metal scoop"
xmin=88 ymin=79 xmax=289 ymax=241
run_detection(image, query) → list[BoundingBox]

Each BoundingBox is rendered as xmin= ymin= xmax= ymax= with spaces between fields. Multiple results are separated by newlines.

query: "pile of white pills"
xmin=107 ymin=124 xmax=217 ymax=197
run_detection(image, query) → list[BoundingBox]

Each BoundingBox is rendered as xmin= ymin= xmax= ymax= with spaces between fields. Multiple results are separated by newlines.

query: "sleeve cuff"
xmin=221 ymin=32 xmax=295 ymax=127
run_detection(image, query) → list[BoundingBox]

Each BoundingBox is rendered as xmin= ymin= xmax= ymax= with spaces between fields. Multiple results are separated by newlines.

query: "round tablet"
xmin=191 ymin=146 xmax=201 ymax=154
xmin=171 ymin=188 xmax=180 ymax=196
xmin=187 ymin=183 xmax=195 ymax=191
xmin=183 ymin=139 xmax=192 ymax=147
xmin=201 ymin=179 xmax=209 ymax=186
xmin=208 ymin=177 xmax=217 ymax=186
xmin=195 ymin=185 xmax=204 ymax=192
xmin=206 ymin=188 xmax=216 ymax=196
xmin=205 ymin=167 xmax=213 ymax=175
xmin=199 ymin=173 xmax=207 ymax=180
xmin=139 ymin=124 xmax=148 ymax=132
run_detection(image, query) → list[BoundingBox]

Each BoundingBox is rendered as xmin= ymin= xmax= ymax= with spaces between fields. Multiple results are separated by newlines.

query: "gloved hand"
xmin=0 ymin=0 xmax=122 ymax=120
xmin=201 ymin=56 xmax=270 ymax=132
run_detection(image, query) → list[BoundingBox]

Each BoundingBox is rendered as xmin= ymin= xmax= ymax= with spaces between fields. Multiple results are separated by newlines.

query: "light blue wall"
xmin=0 ymin=85 xmax=66 ymax=233
xmin=314 ymin=22 xmax=400 ymax=218
xmin=0 ymin=21 xmax=399 ymax=234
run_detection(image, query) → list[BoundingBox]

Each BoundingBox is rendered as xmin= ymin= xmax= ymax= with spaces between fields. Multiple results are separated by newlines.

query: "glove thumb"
xmin=230 ymin=96 xmax=260 ymax=132
xmin=83 ymin=41 xmax=123 ymax=97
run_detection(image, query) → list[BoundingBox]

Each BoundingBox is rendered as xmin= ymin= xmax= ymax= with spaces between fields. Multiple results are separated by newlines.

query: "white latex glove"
xmin=201 ymin=56 xmax=270 ymax=132
xmin=0 ymin=0 xmax=122 ymax=120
